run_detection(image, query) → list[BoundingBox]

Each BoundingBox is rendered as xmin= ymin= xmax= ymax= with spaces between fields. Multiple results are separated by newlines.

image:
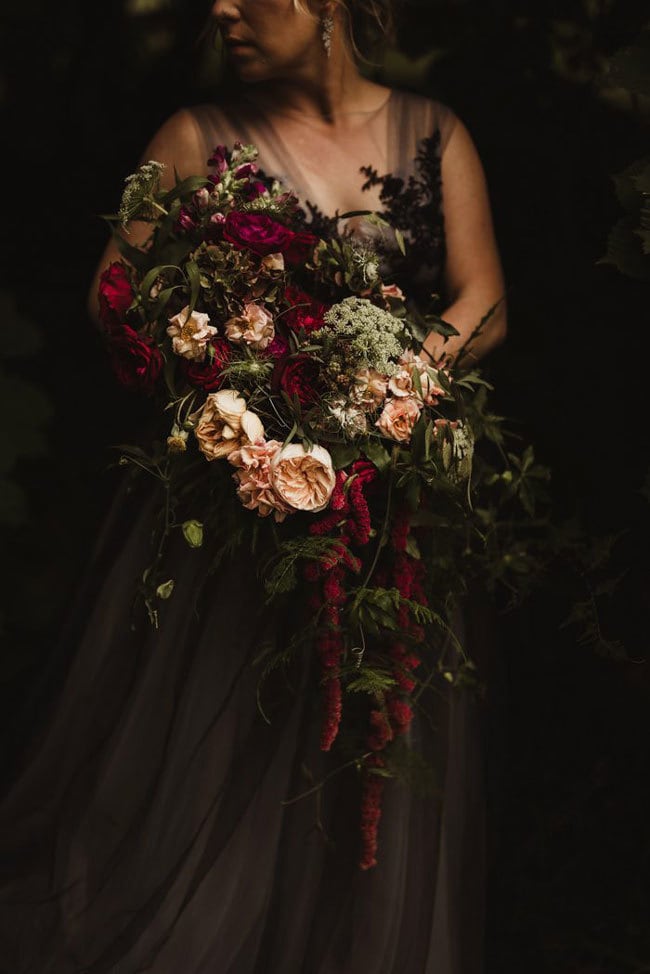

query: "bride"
xmin=1 ymin=1 xmax=506 ymax=972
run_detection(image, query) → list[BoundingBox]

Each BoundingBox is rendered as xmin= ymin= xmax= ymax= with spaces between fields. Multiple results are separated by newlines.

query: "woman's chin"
xmin=225 ymin=50 xmax=267 ymax=83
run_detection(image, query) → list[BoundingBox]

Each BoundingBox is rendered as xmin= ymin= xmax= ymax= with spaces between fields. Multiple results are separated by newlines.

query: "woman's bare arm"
xmin=422 ymin=118 xmax=507 ymax=368
xmin=86 ymin=109 xmax=207 ymax=326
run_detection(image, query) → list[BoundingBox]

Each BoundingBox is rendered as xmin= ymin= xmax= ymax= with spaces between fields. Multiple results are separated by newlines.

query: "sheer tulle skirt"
xmin=0 ymin=483 xmax=486 ymax=973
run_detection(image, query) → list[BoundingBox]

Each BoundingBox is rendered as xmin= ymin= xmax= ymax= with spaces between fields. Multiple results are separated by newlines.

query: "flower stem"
xmin=359 ymin=445 xmax=397 ymax=591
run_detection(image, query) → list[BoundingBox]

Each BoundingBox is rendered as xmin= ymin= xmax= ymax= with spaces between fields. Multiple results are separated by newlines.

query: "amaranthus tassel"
xmin=359 ymin=758 xmax=385 ymax=870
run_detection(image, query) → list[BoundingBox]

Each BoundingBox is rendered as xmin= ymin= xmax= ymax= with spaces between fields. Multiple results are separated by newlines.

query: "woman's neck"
xmin=243 ymin=64 xmax=389 ymax=127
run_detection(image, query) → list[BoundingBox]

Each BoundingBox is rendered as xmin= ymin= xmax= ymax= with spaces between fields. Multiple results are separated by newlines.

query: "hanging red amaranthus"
xmin=307 ymin=462 xmax=377 ymax=752
xmin=358 ymin=506 xmax=428 ymax=867
xmin=305 ymin=476 xmax=430 ymax=866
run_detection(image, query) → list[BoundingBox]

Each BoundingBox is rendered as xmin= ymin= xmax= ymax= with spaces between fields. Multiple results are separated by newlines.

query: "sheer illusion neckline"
xmin=238 ymin=89 xmax=394 ymax=126
xmin=222 ymin=89 xmax=398 ymax=219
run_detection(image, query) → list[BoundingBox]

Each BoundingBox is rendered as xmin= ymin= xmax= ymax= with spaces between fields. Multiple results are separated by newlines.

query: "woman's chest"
xmin=252 ymin=113 xmax=393 ymax=219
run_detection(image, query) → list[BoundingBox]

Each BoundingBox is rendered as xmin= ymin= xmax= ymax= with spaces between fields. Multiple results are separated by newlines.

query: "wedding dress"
xmin=0 ymin=89 xmax=486 ymax=974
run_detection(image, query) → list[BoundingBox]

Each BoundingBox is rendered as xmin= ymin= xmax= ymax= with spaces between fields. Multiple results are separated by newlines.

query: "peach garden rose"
xmin=375 ymin=395 xmax=422 ymax=442
xmin=193 ymin=389 xmax=264 ymax=461
xmin=269 ymin=443 xmax=336 ymax=513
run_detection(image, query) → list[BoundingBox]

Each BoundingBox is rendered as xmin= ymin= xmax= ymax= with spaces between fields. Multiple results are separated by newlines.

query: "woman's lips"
xmin=223 ymin=38 xmax=253 ymax=50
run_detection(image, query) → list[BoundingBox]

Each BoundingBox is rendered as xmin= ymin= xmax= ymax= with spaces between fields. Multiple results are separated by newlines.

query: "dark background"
xmin=1 ymin=1 xmax=648 ymax=970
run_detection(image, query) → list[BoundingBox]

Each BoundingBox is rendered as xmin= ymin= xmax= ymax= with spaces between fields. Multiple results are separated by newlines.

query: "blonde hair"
xmin=293 ymin=0 xmax=395 ymax=62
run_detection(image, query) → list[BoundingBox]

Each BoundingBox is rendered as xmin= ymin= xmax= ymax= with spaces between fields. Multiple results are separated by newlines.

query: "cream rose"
xmin=224 ymin=301 xmax=275 ymax=350
xmin=375 ymin=396 xmax=421 ymax=442
xmin=269 ymin=443 xmax=336 ymax=513
xmin=229 ymin=439 xmax=292 ymax=521
xmin=387 ymin=367 xmax=414 ymax=398
xmin=351 ymin=367 xmax=388 ymax=410
xmin=166 ymin=305 xmax=218 ymax=361
xmin=194 ymin=389 xmax=264 ymax=461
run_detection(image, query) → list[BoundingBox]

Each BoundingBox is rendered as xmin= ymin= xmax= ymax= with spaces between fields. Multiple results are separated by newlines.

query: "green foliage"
xmin=261 ymin=536 xmax=343 ymax=598
xmin=345 ymin=666 xmax=397 ymax=695
xmin=348 ymin=586 xmax=442 ymax=635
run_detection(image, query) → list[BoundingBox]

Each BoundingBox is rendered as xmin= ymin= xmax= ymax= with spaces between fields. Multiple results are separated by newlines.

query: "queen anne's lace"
xmin=314 ymin=296 xmax=405 ymax=382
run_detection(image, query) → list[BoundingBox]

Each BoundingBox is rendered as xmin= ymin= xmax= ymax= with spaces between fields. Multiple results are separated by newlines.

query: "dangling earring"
xmin=321 ymin=9 xmax=334 ymax=58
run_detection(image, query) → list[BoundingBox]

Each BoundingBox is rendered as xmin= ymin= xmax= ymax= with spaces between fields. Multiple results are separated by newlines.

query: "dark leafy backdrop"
xmin=1 ymin=1 xmax=648 ymax=970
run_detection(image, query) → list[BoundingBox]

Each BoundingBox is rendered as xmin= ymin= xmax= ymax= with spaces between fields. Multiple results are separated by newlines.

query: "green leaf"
xmin=423 ymin=314 xmax=460 ymax=338
xmin=361 ymin=439 xmax=391 ymax=471
xmin=113 ymin=234 xmax=151 ymax=273
xmin=186 ymin=261 xmax=201 ymax=315
xmin=162 ymin=174 xmax=211 ymax=202
xmin=405 ymin=534 xmax=421 ymax=559
xmin=329 ymin=442 xmax=360 ymax=469
xmin=182 ymin=519 xmax=204 ymax=548
xmin=163 ymin=351 xmax=178 ymax=399
xmin=156 ymin=579 xmax=175 ymax=600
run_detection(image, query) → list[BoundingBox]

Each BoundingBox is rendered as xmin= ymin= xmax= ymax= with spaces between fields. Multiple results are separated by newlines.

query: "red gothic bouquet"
xmin=98 ymin=142 xmax=547 ymax=868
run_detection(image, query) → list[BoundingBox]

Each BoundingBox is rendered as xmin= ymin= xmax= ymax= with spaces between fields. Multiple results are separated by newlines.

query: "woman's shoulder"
xmin=387 ymin=87 xmax=460 ymax=155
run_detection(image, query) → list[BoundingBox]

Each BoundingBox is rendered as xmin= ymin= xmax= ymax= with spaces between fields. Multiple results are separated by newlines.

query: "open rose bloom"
xmin=167 ymin=306 xmax=218 ymax=361
xmin=228 ymin=439 xmax=292 ymax=521
xmin=225 ymin=302 xmax=275 ymax=350
xmin=270 ymin=444 xmax=336 ymax=512
xmin=193 ymin=389 xmax=264 ymax=461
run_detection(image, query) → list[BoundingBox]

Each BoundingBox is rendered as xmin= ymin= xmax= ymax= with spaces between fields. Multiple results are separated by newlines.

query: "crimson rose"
xmin=223 ymin=212 xmax=317 ymax=265
xmin=109 ymin=325 xmax=162 ymax=393
xmin=282 ymin=230 xmax=319 ymax=265
xmin=284 ymin=285 xmax=328 ymax=334
xmin=185 ymin=338 xmax=232 ymax=391
xmin=98 ymin=261 xmax=134 ymax=326
xmin=279 ymin=355 xmax=320 ymax=407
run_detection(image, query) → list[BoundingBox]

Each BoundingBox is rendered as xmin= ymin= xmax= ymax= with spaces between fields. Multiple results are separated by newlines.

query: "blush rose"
xmin=375 ymin=396 xmax=422 ymax=442
xmin=270 ymin=443 xmax=336 ymax=512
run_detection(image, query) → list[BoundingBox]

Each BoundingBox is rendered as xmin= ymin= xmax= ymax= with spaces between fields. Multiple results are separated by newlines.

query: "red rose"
xmin=185 ymin=337 xmax=232 ymax=391
xmin=282 ymin=230 xmax=318 ymax=266
xmin=223 ymin=211 xmax=295 ymax=256
xmin=98 ymin=261 xmax=134 ymax=326
xmin=108 ymin=325 xmax=162 ymax=394
xmin=223 ymin=213 xmax=318 ymax=266
xmin=283 ymin=285 xmax=328 ymax=334
xmin=263 ymin=333 xmax=290 ymax=360
xmin=279 ymin=354 xmax=320 ymax=407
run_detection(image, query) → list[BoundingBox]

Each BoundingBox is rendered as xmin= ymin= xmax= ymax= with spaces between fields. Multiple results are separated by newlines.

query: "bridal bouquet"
xmin=98 ymin=141 xmax=549 ymax=868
